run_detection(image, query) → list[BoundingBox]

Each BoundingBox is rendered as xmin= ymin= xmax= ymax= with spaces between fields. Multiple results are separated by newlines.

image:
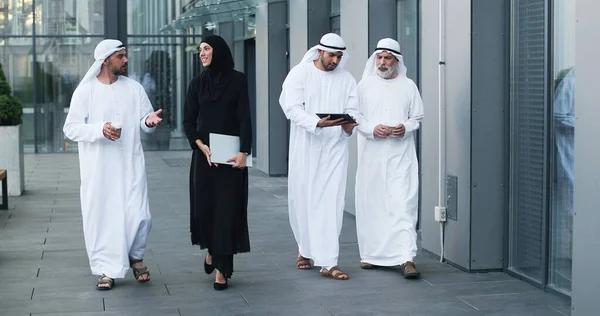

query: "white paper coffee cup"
xmin=111 ymin=123 xmax=122 ymax=138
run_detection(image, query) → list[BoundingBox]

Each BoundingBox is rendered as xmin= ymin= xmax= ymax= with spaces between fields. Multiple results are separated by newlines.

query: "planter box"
xmin=0 ymin=124 xmax=24 ymax=196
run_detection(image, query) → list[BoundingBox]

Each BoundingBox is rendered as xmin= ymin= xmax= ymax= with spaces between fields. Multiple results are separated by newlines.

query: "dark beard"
xmin=320 ymin=56 xmax=336 ymax=71
xmin=109 ymin=64 xmax=126 ymax=76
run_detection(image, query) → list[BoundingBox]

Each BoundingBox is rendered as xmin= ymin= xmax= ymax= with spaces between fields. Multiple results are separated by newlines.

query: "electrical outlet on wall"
xmin=435 ymin=206 xmax=447 ymax=222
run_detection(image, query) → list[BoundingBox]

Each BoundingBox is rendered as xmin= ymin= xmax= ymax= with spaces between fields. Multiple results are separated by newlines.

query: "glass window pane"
xmin=508 ymin=0 xmax=548 ymax=283
xmin=35 ymin=0 xmax=104 ymax=36
xmin=0 ymin=38 xmax=34 ymax=151
xmin=126 ymin=36 xmax=200 ymax=151
xmin=128 ymin=0 xmax=178 ymax=35
xmin=549 ymin=0 xmax=575 ymax=294
xmin=397 ymin=0 xmax=418 ymax=82
xmin=0 ymin=0 xmax=34 ymax=36
xmin=35 ymin=37 xmax=104 ymax=153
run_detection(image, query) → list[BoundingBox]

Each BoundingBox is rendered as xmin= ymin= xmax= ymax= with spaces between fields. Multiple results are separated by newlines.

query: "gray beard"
xmin=376 ymin=65 xmax=397 ymax=79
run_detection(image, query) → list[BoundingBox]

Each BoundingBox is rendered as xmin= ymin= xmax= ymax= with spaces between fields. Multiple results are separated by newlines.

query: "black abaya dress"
xmin=183 ymin=71 xmax=252 ymax=278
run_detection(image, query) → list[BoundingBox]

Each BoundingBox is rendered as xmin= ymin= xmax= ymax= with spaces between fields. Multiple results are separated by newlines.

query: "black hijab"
xmin=198 ymin=35 xmax=235 ymax=103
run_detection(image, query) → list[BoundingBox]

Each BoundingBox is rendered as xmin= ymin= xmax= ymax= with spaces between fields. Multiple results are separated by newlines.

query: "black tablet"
xmin=315 ymin=113 xmax=357 ymax=124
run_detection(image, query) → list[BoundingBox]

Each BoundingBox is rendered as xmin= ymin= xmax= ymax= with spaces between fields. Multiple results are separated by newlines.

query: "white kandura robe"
xmin=279 ymin=62 xmax=358 ymax=268
xmin=63 ymin=76 xmax=156 ymax=278
xmin=354 ymin=74 xmax=424 ymax=266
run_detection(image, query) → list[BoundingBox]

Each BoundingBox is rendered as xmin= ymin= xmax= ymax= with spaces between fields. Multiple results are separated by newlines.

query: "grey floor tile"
xmin=179 ymin=303 xmax=332 ymax=316
xmin=32 ymin=282 xmax=169 ymax=300
xmin=480 ymin=305 xmax=570 ymax=316
xmin=0 ymin=285 xmax=34 ymax=301
xmin=3 ymin=152 xmax=571 ymax=315
xmin=1 ymin=298 xmax=103 ymax=314
xmin=458 ymin=291 xmax=570 ymax=311
xmin=104 ymin=294 xmax=248 ymax=311
xmin=0 ymin=250 xmax=43 ymax=260
xmin=31 ymin=309 xmax=181 ymax=316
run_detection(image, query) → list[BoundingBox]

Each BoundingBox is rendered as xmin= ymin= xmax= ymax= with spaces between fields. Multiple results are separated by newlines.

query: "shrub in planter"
xmin=0 ymin=63 xmax=23 ymax=126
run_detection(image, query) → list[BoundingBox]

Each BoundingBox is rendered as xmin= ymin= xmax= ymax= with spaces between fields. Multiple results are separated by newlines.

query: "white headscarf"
xmin=361 ymin=38 xmax=407 ymax=79
xmin=78 ymin=39 xmax=126 ymax=88
xmin=299 ymin=33 xmax=350 ymax=69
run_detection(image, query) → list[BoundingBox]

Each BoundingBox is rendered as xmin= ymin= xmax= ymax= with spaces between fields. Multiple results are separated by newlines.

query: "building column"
xmin=232 ymin=18 xmax=246 ymax=72
xmin=340 ymin=0 xmax=368 ymax=216
xmin=255 ymin=0 xmax=288 ymax=176
xmin=104 ymin=0 xmax=127 ymax=44
xmin=289 ymin=0 xmax=332 ymax=71
xmin=218 ymin=21 xmax=235 ymax=56
xmin=572 ymin=0 xmax=600 ymax=314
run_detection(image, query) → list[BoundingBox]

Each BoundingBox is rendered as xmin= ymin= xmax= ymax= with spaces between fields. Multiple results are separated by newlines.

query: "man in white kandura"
xmin=63 ymin=39 xmax=163 ymax=290
xmin=279 ymin=33 xmax=359 ymax=280
xmin=354 ymin=38 xmax=424 ymax=279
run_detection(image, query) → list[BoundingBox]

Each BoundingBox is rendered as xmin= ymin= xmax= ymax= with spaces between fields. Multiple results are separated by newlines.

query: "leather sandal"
xmin=296 ymin=255 xmax=312 ymax=270
xmin=360 ymin=262 xmax=376 ymax=269
xmin=130 ymin=258 xmax=151 ymax=283
xmin=96 ymin=274 xmax=114 ymax=290
xmin=321 ymin=266 xmax=349 ymax=280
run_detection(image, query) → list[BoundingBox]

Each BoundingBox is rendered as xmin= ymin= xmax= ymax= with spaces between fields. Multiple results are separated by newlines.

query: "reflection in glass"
xmin=35 ymin=0 xmax=104 ymax=35
xmin=35 ymin=37 xmax=103 ymax=153
xmin=397 ymin=0 xmax=418 ymax=82
xmin=0 ymin=37 xmax=103 ymax=153
xmin=508 ymin=0 xmax=548 ymax=283
xmin=127 ymin=37 xmax=199 ymax=151
xmin=0 ymin=0 xmax=34 ymax=35
xmin=549 ymin=0 xmax=575 ymax=295
xmin=128 ymin=0 xmax=179 ymax=35
xmin=0 ymin=38 xmax=34 ymax=150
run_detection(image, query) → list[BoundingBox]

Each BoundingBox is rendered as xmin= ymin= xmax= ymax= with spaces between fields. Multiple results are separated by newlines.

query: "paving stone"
xmin=0 ymin=152 xmax=570 ymax=315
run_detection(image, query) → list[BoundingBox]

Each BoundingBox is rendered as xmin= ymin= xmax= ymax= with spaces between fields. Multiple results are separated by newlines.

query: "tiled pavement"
xmin=0 ymin=152 xmax=571 ymax=315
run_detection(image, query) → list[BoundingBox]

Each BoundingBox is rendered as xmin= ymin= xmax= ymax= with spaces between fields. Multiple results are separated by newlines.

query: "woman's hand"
xmin=196 ymin=139 xmax=218 ymax=167
xmin=227 ymin=152 xmax=248 ymax=168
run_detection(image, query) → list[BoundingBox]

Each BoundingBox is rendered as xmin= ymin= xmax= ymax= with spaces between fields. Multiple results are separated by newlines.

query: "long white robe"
xmin=354 ymin=74 xmax=424 ymax=266
xmin=63 ymin=76 xmax=156 ymax=278
xmin=279 ymin=62 xmax=358 ymax=268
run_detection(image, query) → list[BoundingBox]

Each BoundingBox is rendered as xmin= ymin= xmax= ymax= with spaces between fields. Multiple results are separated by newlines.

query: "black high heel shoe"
xmin=214 ymin=278 xmax=228 ymax=291
xmin=204 ymin=256 xmax=215 ymax=275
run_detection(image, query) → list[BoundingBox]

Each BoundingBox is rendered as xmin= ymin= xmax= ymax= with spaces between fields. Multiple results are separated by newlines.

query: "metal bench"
xmin=0 ymin=169 xmax=7 ymax=210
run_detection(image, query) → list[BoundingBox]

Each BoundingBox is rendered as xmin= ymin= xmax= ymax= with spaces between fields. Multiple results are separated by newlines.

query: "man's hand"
xmin=227 ymin=152 xmax=248 ymax=168
xmin=373 ymin=124 xmax=392 ymax=138
xmin=317 ymin=115 xmax=346 ymax=127
xmin=145 ymin=109 xmax=163 ymax=127
xmin=196 ymin=140 xmax=218 ymax=167
xmin=103 ymin=122 xmax=120 ymax=141
xmin=342 ymin=122 xmax=358 ymax=134
xmin=390 ymin=124 xmax=406 ymax=138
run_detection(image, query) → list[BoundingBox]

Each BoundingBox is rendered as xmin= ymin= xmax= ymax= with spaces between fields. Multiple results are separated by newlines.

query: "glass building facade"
xmin=508 ymin=0 xmax=575 ymax=295
xmin=0 ymin=0 xmax=256 ymax=153
xmin=0 ymin=0 xmax=576 ymax=299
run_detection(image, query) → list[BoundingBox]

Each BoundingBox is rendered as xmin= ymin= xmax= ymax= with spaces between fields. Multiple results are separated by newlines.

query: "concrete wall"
xmin=419 ymin=0 xmax=472 ymax=268
xmin=572 ymin=0 xmax=600 ymax=314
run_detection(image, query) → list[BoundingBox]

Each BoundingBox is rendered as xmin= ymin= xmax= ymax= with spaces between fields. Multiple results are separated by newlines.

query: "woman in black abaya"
xmin=183 ymin=35 xmax=252 ymax=291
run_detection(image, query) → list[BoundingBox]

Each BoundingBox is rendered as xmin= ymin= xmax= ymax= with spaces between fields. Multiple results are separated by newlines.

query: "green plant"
xmin=0 ymin=63 xmax=23 ymax=126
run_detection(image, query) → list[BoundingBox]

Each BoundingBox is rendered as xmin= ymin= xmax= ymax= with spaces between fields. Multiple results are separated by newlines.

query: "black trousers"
xmin=209 ymin=249 xmax=234 ymax=278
